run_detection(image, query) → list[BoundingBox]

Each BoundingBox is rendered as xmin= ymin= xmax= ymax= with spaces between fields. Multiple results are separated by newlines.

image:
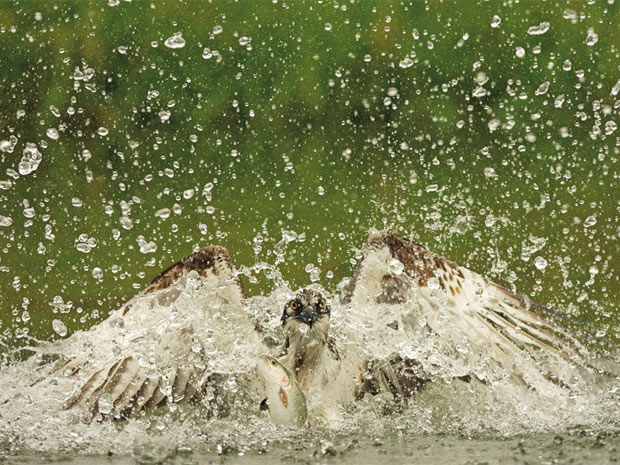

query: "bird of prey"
xmin=41 ymin=230 xmax=579 ymax=423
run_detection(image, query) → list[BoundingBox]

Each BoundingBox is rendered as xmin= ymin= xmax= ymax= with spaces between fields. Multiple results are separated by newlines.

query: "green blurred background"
xmin=0 ymin=1 xmax=618 ymax=351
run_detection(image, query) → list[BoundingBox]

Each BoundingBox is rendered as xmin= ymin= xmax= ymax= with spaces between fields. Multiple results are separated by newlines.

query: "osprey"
xmin=47 ymin=230 xmax=578 ymax=422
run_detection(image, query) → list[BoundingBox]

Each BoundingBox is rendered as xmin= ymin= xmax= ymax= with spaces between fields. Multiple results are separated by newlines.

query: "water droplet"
xmin=583 ymin=215 xmax=597 ymax=227
xmin=159 ymin=110 xmax=171 ymax=122
xmin=475 ymin=72 xmax=488 ymax=86
xmin=155 ymin=208 xmax=171 ymax=219
xmin=399 ymin=57 xmax=413 ymax=69
xmin=202 ymin=48 xmax=213 ymax=59
xmin=317 ymin=186 xmax=325 ymax=196
xmin=98 ymin=393 xmax=113 ymax=414
xmin=137 ymin=236 xmax=157 ymax=254
xmin=71 ymin=197 xmax=83 ymax=207
xmin=76 ymin=243 xmax=91 ymax=253
xmin=535 ymin=81 xmax=550 ymax=96
xmin=427 ymin=277 xmax=441 ymax=290
xmin=388 ymin=259 xmax=404 ymax=275
xmin=304 ymin=263 xmax=321 ymax=282
xmin=239 ymin=36 xmax=250 ymax=46
xmin=212 ymin=25 xmax=223 ymax=35
xmin=605 ymin=120 xmax=617 ymax=135
xmin=485 ymin=215 xmax=496 ymax=227
xmin=488 ymin=119 xmax=500 ymax=132
xmin=52 ymin=319 xmax=68 ymax=337
xmin=46 ymin=128 xmax=59 ymax=140
xmin=0 ymin=215 xmax=13 ymax=227
xmin=92 ymin=267 xmax=104 ymax=280
xmin=490 ymin=15 xmax=501 ymax=28
xmin=534 ymin=256 xmax=548 ymax=271
xmin=108 ymin=0 xmax=119 ymax=6
xmin=586 ymin=28 xmax=598 ymax=46
xmin=18 ymin=143 xmax=42 ymax=175
xmin=483 ymin=167 xmax=497 ymax=178
xmin=515 ymin=46 xmax=525 ymax=58
xmin=425 ymin=184 xmax=438 ymax=192
xmin=97 ymin=127 xmax=109 ymax=136
xmin=527 ymin=21 xmax=550 ymax=35
xmin=120 ymin=215 xmax=133 ymax=230
xmin=563 ymin=9 xmax=577 ymax=21
xmin=164 ymin=33 xmax=186 ymax=49
xmin=472 ymin=87 xmax=487 ymax=98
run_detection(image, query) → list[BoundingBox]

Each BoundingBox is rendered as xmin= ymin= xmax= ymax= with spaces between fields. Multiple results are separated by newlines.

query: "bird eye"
xmin=290 ymin=301 xmax=298 ymax=310
xmin=319 ymin=300 xmax=326 ymax=310
xmin=270 ymin=360 xmax=277 ymax=366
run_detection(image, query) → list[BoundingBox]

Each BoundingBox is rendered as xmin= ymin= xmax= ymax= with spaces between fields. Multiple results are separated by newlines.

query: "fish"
xmin=256 ymin=355 xmax=307 ymax=426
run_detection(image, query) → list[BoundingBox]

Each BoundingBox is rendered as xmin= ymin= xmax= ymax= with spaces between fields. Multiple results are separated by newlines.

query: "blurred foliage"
xmin=0 ymin=0 xmax=618 ymax=350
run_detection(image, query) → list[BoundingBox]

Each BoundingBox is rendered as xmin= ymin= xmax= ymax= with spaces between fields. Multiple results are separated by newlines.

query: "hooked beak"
xmin=297 ymin=306 xmax=318 ymax=328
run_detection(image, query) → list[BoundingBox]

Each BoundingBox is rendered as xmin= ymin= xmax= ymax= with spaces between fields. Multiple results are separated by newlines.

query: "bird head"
xmin=281 ymin=288 xmax=330 ymax=330
xmin=279 ymin=289 xmax=339 ymax=384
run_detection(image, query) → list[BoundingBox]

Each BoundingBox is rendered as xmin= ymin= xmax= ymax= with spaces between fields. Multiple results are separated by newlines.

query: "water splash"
xmin=1 ymin=254 xmax=618 ymax=458
xmin=164 ymin=33 xmax=186 ymax=49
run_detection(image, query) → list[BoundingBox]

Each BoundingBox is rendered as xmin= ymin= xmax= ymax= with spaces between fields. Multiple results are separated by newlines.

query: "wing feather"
xmin=142 ymin=378 xmax=167 ymax=411
xmin=63 ymin=363 xmax=115 ymax=410
xmin=133 ymin=377 xmax=160 ymax=412
xmin=112 ymin=370 xmax=147 ymax=418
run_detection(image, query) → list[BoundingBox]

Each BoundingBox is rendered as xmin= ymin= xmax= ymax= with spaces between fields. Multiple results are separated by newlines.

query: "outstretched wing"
xmin=56 ymin=245 xmax=250 ymax=420
xmin=343 ymin=230 xmax=578 ymax=398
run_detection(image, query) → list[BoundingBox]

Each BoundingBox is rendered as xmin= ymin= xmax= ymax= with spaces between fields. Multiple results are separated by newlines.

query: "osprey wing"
xmin=55 ymin=245 xmax=253 ymax=420
xmin=343 ymin=230 xmax=578 ymax=399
